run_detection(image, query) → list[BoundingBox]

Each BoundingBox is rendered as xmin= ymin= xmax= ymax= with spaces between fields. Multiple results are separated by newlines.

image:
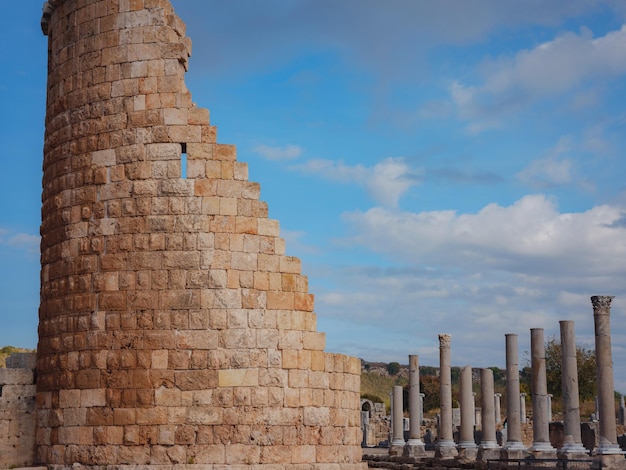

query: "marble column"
xmin=494 ymin=393 xmax=502 ymax=425
xmin=390 ymin=385 xmax=405 ymax=455
xmin=529 ymin=328 xmax=556 ymax=456
xmin=520 ymin=393 xmax=527 ymax=424
xmin=419 ymin=393 xmax=425 ymax=423
xmin=558 ymin=320 xmax=587 ymax=457
xmin=591 ymin=296 xmax=622 ymax=455
xmin=458 ymin=366 xmax=478 ymax=460
xmin=547 ymin=394 xmax=553 ymax=423
xmin=435 ymin=334 xmax=458 ymax=458
xmin=478 ymin=368 xmax=500 ymax=461
xmin=501 ymin=333 xmax=527 ymax=458
xmin=404 ymin=354 xmax=426 ymax=457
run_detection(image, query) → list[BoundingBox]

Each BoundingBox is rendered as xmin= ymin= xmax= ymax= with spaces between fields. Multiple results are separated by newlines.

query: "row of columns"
xmin=388 ymin=295 xmax=623 ymax=462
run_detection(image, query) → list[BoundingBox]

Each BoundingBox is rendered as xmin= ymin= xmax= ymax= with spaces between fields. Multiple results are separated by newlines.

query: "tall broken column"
xmin=38 ymin=1 xmax=365 ymax=469
xmin=458 ymin=366 xmax=477 ymax=460
xmin=591 ymin=296 xmax=621 ymax=455
xmin=558 ymin=320 xmax=587 ymax=457
xmin=501 ymin=334 xmax=527 ymax=458
xmin=390 ymin=386 xmax=405 ymax=455
xmin=477 ymin=368 xmax=499 ymax=462
xmin=529 ymin=328 xmax=555 ymax=457
xmin=435 ymin=334 xmax=457 ymax=458
xmin=404 ymin=355 xmax=426 ymax=457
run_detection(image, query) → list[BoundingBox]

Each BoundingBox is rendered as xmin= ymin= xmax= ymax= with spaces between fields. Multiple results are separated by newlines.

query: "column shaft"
xmin=408 ymin=355 xmax=422 ymax=442
xmin=592 ymin=296 xmax=621 ymax=454
xmin=480 ymin=369 xmax=498 ymax=447
xmin=503 ymin=334 xmax=526 ymax=454
xmin=459 ymin=366 xmax=477 ymax=448
xmin=558 ymin=320 xmax=586 ymax=455
xmin=392 ymin=385 xmax=405 ymax=447
xmin=530 ymin=328 xmax=555 ymax=453
xmin=435 ymin=334 xmax=457 ymax=458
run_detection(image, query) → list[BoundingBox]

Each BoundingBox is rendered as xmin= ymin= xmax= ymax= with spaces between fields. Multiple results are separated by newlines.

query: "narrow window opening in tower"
xmin=181 ymin=143 xmax=187 ymax=179
xmin=0 ymin=385 xmax=3 ymax=397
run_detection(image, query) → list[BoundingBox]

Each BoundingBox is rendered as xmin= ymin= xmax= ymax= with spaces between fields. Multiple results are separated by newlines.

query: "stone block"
xmin=0 ymin=368 xmax=34 ymax=385
xmin=304 ymin=332 xmax=326 ymax=351
xmin=258 ymin=218 xmax=280 ymax=237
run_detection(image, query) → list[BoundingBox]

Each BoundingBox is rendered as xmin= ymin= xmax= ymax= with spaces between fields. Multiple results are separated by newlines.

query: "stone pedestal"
xmin=435 ymin=334 xmax=458 ymax=459
xmin=592 ymin=296 xmax=623 ymax=456
xmin=599 ymin=454 xmax=626 ymax=469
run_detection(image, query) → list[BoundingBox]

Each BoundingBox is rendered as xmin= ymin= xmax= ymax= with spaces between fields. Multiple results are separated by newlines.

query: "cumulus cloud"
xmin=253 ymin=144 xmax=302 ymax=161
xmin=293 ymin=157 xmax=420 ymax=208
xmin=451 ymin=25 xmax=626 ymax=126
xmin=341 ymin=194 xmax=626 ymax=274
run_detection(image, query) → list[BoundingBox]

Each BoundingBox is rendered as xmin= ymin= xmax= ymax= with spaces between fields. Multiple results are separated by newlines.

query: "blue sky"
xmin=3 ymin=1 xmax=626 ymax=390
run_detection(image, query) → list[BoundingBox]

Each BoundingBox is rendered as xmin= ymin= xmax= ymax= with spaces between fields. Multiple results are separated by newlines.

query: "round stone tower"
xmin=38 ymin=1 xmax=364 ymax=468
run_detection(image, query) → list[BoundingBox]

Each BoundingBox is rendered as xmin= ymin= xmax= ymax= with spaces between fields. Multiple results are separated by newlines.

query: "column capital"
xmin=438 ymin=333 xmax=451 ymax=347
xmin=591 ymin=295 xmax=614 ymax=313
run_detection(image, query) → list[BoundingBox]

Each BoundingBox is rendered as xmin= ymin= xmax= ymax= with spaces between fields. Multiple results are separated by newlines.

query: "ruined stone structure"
xmin=37 ymin=1 xmax=364 ymax=468
xmin=0 ymin=353 xmax=37 ymax=468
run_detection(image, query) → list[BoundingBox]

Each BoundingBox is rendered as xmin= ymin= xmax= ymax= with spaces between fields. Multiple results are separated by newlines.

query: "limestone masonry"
xmin=37 ymin=1 xmax=364 ymax=468
xmin=0 ymin=353 xmax=37 ymax=468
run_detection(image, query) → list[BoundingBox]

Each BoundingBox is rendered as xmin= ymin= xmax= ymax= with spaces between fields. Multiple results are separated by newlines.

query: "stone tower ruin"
xmin=38 ymin=1 xmax=364 ymax=468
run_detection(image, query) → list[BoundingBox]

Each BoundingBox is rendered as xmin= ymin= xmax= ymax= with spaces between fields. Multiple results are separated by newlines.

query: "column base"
xmin=389 ymin=439 xmax=406 ymax=456
xmin=403 ymin=440 xmax=427 ymax=458
xmin=477 ymin=446 xmax=501 ymax=462
xmin=597 ymin=443 xmax=625 ymax=455
xmin=558 ymin=440 xmax=589 ymax=459
xmin=598 ymin=453 xmax=626 ymax=469
xmin=501 ymin=442 xmax=528 ymax=460
xmin=435 ymin=439 xmax=458 ymax=458
xmin=529 ymin=449 xmax=557 ymax=460
xmin=530 ymin=441 xmax=556 ymax=459
xmin=457 ymin=445 xmax=478 ymax=461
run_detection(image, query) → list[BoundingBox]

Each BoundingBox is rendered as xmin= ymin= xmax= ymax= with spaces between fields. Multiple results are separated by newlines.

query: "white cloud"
xmin=293 ymin=157 xmax=420 ymax=208
xmin=451 ymin=25 xmax=626 ymax=124
xmin=342 ymin=195 xmax=626 ymax=272
xmin=517 ymin=136 xmax=574 ymax=188
xmin=0 ymin=229 xmax=40 ymax=258
xmin=254 ymin=144 xmax=302 ymax=161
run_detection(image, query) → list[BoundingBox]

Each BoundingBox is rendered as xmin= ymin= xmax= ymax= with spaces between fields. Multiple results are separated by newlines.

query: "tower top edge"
xmin=41 ymin=1 xmax=62 ymax=36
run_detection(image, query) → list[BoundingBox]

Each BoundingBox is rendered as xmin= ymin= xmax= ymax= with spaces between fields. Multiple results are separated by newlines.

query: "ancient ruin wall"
xmin=0 ymin=353 xmax=37 ymax=468
xmin=38 ymin=1 xmax=364 ymax=468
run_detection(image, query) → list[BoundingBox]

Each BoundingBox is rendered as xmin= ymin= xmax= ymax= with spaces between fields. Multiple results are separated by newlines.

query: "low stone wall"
xmin=0 ymin=353 xmax=37 ymax=469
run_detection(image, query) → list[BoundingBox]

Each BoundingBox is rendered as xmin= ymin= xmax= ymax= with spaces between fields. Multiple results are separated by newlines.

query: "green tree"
xmin=387 ymin=362 xmax=401 ymax=376
xmin=541 ymin=336 xmax=596 ymax=401
xmin=420 ymin=374 xmax=440 ymax=412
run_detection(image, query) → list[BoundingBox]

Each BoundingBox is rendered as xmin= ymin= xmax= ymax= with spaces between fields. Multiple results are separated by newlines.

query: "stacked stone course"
xmin=38 ymin=1 xmax=364 ymax=468
xmin=0 ymin=353 xmax=37 ymax=468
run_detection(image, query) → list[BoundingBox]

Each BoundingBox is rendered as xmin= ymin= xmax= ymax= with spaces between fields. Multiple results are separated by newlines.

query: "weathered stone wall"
xmin=0 ymin=353 xmax=37 ymax=468
xmin=38 ymin=1 xmax=364 ymax=468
